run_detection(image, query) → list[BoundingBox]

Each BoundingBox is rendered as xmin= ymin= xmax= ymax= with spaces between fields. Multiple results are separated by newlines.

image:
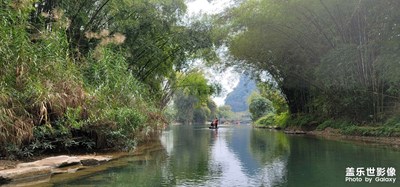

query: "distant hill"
xmin=224 ymin=75 xmax=257 ymax=112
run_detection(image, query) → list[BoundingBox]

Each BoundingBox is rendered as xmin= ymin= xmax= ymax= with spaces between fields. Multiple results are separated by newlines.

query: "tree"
xmin=32 ymin=0 xmax=217 ymax=110
xmin=174 ymin=90 xmax=198 ymax=124
xmin=248 ymin=93 xmax=274 ymax=121
xmin=216 ymin=0 xmax=400 ymax=122
xmin=173 ymin=71 xmax=219 ymax=124
xmin=217 ymin=105 xmax=235 ymax=120
xmin=257 ymin=82 xmax=288 ymax=115
xmin=0 ymin=0 xmax=219 ymax=156
xmin=207 ymin=99 xmax=218 ymax=119
xmin=193 ymin=106 xmax=211 ymax=124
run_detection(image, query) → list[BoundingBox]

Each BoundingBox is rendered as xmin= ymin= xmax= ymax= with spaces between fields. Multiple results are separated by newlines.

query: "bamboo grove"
xmin=0 ymin=0 xmax=218 ymax=158
xmin=217 ymin=0 xmax=400 ymax=126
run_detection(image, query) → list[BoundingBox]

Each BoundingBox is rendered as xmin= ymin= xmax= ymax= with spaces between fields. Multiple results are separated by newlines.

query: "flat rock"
xmin=52 ymin=166 xmax=84 ymax=174
xmin=0 ymin=155 xmax=113 ymax=185
xmin=78 ymin=155 xmax=112 ymax=163
xmin=284 ymin=130 xmax=306 ymax=134
xmin=80 ymin=159 xmax=100 ymax=166
xmin=0 ymin=166 xmax=52 ymax=184
xmin=17 ymin=155 xmax=81 ymax=168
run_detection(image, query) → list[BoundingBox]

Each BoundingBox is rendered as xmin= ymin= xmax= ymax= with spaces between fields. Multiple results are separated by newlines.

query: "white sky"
xmin=185 ymin=0 xmax=240 ymax=106
xmin=186 ymin=0 xmax=234 ymax=15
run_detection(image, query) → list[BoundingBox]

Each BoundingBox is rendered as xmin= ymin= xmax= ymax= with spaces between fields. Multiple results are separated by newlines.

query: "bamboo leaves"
xmin=218 ymin=0 xmax=400 ymax=121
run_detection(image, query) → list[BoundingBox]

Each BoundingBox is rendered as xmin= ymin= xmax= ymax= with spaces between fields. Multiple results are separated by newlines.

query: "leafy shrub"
xmin=249 ymin=95 xmax=274 ymax=121
xmin=81 ymin=46 xmax=160 ymax=150
xmin=341 ymin=126 xmax=400 ymax=137
xmin=254 ymin=112 xmax=290 ymax=128
xmin=316 ymin=119 xmax=354 ymax=131
xmin=193 ymin=106 xmax=211 ymax=124
xmin=255 ymin=113 xmax=276 ymax=127
xmin=275 ymin=112 xmax=289 ymax=128
xmin=0 ymin=3 xmax=162 ymax=157
xmin=384 ymin=117 xmax=400 ymax=128
xmin=284 ymin=114 xmax=321 ymax=127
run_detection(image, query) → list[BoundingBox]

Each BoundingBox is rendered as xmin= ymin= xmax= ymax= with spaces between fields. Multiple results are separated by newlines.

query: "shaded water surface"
xmin=45 ymin=125 xmax=399 ymax=187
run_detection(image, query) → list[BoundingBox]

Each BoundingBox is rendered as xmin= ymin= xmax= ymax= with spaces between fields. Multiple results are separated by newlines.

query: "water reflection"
xmin=49 ymin=125 xmax=400 ymax=187
xmin=205 ymin=127 xmax=288 ymax=186
xmin=160 ymin=125 xmax=289 ymax=187
xmin=160 ymin=125 xmax=212 ymax=185
xmin=283 ymin=136 xmax=400 ymax=187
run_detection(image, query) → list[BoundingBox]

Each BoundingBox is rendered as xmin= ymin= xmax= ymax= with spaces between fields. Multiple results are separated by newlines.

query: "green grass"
xmin=254 ymin=114 xmax=276 ymax=127
xmin=283 ymin=115 xmax=400 ymax=137
xmin=316 ymin=119 xmax=355 ymax=131
xmin=283 ymin=113 xmax=323 ymax=130
xmin=341 ymin=126 xmax=400 ymax=137
xmin=315 ymin=118 xmax=400 ymax=137
xmin=384 ymin=116 xmax=400 ymax=128
xmin=253 ymin=112 xmax=289 ymax=128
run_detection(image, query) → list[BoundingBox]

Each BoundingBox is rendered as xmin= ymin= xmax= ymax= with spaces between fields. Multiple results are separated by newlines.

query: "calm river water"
xmin=45 ymin=124 xmax=399 ymax=187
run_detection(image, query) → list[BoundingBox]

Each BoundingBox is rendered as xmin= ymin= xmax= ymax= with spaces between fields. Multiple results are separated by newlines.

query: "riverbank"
xmin=255 ymin=115 xmax=400 ymax=148
xmin=277 ymin=126 xmax=400 ymax=149
xmin=306 ymin=127 xmax=400 ymax=148
xmin=0 ymin=153 xmax=124 ymax=186
xmin=0 ymin=141 xmax=163 ymax=186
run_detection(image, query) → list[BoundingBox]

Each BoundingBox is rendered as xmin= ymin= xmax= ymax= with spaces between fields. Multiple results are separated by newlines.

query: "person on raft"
xmin=211 ymin=117 xmax=219 ymax=128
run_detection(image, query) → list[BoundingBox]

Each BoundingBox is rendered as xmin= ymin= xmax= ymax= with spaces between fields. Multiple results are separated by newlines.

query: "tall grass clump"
xmin=0 ymin=1 xmax=88 ymax=157
xmin=82 ymin=46 xmax=163 ymax=150
xmin=0 ymin=2 xmax=164 ymax=158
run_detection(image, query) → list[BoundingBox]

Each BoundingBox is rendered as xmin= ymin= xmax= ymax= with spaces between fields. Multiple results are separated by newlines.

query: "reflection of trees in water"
xmin=250 ymin=129 xmax=290 ymax=164
xmin=248 ymin=129 xmax=290 ymax=186
xmin=206 ymin=126 xmax=289 ymax=187
xmin=57 ymin=126 xmax=290 ymax=186
xmin=161 ymin=125 xmax=212 ymax=182
xmin=251 ymin=157 xmax=287 ymax=187
xmin=54 ymin=139 xmax=170 ymax=186
xmin=110 ymin=141 xmax=168 ymax=186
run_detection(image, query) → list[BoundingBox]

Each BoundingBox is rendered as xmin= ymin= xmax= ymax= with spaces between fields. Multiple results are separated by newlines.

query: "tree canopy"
xmin=216 ymin=0 xmax=400 ymax=123
xmin=173 ymin=70 xmax=220 ymax=124
xmin=0 ymin=0 xmax=219 ymax=157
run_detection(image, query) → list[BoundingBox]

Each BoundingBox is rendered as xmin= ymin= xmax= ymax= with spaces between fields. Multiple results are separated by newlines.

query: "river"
xmin=42 ymin=124 xmax=399 ymax=187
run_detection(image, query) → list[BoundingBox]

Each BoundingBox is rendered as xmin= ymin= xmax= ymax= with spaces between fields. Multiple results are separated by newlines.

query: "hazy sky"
xmin=186 ymin=0 xmax=234 ymax=15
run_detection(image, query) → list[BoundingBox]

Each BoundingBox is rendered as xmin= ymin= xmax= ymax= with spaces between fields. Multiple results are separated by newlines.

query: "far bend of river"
xmin=46 ymin=124 xmax=400 ymax=187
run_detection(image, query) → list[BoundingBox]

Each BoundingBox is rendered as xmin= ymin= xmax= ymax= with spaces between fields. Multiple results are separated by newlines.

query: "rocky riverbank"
xmin=0 ymin=140 xmax=163 ymax=186
xmin=0 ymin=155 xmax=114 ymax=186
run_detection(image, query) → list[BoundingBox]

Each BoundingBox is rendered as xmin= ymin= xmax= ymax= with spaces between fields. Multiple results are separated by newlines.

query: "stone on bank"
xmin=0 ymin=155 xmax=113 ymax=186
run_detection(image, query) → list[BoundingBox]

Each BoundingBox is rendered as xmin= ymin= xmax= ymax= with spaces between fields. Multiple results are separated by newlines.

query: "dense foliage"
xmin=216 ymin=0 xmax=400 ymax=126
xmin=173 ymin=71 xmax=220 ymax=124
xmin=0 ymin=0 xmax=216 ymax=158
xmin=248 ymin=93 xmax=274 ymax=121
